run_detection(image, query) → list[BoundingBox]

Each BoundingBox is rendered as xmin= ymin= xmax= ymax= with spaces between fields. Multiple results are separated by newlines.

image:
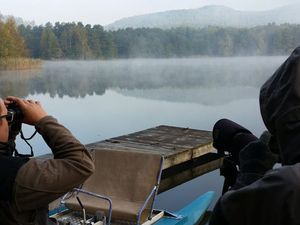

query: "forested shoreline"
xmin=20 ymin=22 xmax=300 ymax=59
xmin=2 ymin=16 xmax=300 ymax=61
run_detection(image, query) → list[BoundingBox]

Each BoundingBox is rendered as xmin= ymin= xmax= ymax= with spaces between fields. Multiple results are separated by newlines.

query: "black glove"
xmin=213 ymin=118 xmax=258 ymax=165
xmin=232 ymin=132 xmax=277 ymax=190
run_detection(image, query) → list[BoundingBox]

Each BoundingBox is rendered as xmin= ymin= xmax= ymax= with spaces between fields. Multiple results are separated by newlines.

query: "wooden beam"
xmin=159 ymin=153 xmax=223 ymax=193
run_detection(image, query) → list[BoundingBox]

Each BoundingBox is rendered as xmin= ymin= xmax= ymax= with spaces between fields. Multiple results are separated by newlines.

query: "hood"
xmin=260 ymin=46 xmax=300 ymax=165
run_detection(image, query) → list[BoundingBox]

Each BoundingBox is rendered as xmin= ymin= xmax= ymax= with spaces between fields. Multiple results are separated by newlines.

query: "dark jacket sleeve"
xmin=13 ymin=116 xmax=95 ymax=211
xmin=219 ymin=164 xmax=300 ymax=225
xmin=209 ymin=199 xmax=230 ymax=225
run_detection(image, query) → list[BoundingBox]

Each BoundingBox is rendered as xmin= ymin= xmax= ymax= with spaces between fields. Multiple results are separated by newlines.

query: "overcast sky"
xmin=0 ymin=0 xmax=299 ymax=26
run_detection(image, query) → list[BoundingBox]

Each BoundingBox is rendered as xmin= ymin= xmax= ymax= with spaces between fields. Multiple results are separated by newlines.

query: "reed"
xmin=0 ymin=57 xmax=42 ymax=70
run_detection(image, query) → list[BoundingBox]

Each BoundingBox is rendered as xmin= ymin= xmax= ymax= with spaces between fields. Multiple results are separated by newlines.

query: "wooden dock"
xmin=47 ymin=125 xmax=223 ymax=211
xmin=86 ymin=125 xmax=223 ymax=193
xmin=41 ymin=125 xmax=222 ymax=193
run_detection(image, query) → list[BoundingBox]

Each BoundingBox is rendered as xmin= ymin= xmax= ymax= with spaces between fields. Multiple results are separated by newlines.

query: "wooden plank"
xmin=88 ymin=125 xmax=213 ymax=169
xmin=38 ymin=125 xmax=219 ymax=192
xmin=110 ymin=126 xmax=212 ymax=149
xmin=89 ymin=125 xmax=212 ymax=151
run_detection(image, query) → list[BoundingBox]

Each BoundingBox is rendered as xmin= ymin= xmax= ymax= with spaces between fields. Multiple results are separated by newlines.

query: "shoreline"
xmin=0 ymin=57 xmax=42 ymax=71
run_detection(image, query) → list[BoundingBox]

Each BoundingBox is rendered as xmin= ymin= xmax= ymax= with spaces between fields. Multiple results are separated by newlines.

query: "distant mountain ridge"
xmin=106 ymin=4 xmax=300 ymax=30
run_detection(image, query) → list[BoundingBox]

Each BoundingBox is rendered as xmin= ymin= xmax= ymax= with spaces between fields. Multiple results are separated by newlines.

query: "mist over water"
xmin=0 ymin=56 xmax=284 ymax=101
xmin=0 ymin=56 xmax=286 ymax=210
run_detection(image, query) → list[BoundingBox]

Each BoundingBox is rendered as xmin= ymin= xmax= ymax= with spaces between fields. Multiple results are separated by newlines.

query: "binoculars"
xmin=7 ymin=103 xmax=23 ymax=123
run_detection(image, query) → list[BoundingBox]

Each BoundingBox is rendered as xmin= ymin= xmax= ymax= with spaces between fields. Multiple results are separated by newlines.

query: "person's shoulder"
xmin=264 ymin=163 xmax=300 ymax=189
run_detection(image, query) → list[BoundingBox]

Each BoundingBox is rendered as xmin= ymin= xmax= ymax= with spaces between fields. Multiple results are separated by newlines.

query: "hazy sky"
xmin=0 ymin=0 xmax=299 ymax=26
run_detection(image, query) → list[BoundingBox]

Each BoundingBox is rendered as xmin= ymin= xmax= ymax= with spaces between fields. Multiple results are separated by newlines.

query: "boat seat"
xmin=64 ymin=148 xmax=163 ymax=224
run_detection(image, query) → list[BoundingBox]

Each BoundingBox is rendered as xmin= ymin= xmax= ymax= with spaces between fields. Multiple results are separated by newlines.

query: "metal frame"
xmin=137 ymin=157 xmax=164 ymax=225
xmin=137 ymin=186 xmax=157 ymax=225
xmin=159 ymin=210 xmax=184 ymax=220
xmin=60 ymin=157 xmax=164 ymax=225
xmin=61 ymin=188 xmax=113 ymax=225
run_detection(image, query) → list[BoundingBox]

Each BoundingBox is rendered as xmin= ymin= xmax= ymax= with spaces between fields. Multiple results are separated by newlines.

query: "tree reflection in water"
xmin=0 ymin=57 xmax=285 ymax=105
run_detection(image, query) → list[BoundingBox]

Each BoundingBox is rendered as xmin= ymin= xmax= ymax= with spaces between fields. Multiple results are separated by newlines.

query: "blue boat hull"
xmin=49 ymin=191 xmax=215 ymax=225
xmin=154 ymin=191 xmax=215 ymax=225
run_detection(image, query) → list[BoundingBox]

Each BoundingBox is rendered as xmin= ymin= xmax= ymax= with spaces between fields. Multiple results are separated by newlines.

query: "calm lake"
xmin=0 ymin=56 xmax=286 ymax=211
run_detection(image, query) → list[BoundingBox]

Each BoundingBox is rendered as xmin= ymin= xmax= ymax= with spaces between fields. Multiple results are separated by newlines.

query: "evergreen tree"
xmin=71 ymin=22 xmax=91 ymax=59
xmin=86 ymin=24 xmax=103 ymax=58
xmin=14 ymin=20 xmax=300 ymax=59
xmin=40 ymin=23 xmax=62 ymax=59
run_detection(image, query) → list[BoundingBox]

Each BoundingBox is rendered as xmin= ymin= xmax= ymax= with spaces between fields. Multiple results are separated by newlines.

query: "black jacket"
xmin=0 ymin=143 xmax=28 ymax=201
xmin=211 ymin=46 xmax=300 ymax=225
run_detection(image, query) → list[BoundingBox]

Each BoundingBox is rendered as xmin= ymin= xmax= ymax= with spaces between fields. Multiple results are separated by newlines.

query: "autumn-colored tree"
xmin=0 ymin=17 xmax=26 ymax=58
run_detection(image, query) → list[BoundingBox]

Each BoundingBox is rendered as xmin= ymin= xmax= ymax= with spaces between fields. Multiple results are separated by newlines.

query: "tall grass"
xmin=0 ymin=57 xmax=42 ymax=70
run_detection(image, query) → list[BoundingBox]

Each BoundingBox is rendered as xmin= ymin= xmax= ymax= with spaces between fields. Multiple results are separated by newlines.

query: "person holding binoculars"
xmin=210 ymin=46 xmax=300 ymax=225
xmin=0 ymin=96 xmax=95 ymax=225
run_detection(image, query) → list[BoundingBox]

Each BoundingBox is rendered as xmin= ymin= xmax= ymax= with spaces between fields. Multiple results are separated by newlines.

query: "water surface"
xmin=0 ymin=56 xmax=286 ymax=210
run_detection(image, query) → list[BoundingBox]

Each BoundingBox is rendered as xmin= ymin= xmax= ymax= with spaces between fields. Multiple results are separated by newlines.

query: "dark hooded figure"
xmin=210 ymin=46 xmax=300 ymax=225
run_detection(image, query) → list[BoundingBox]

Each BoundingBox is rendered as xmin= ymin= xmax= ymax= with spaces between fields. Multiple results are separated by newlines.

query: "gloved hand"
xmin=213 ymin=118 xmax=258 ymax=165
xmin=232 ymin=132 xmax=277 ymax=189
xmin=239 ymin=141 xmax=277 ymax=175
